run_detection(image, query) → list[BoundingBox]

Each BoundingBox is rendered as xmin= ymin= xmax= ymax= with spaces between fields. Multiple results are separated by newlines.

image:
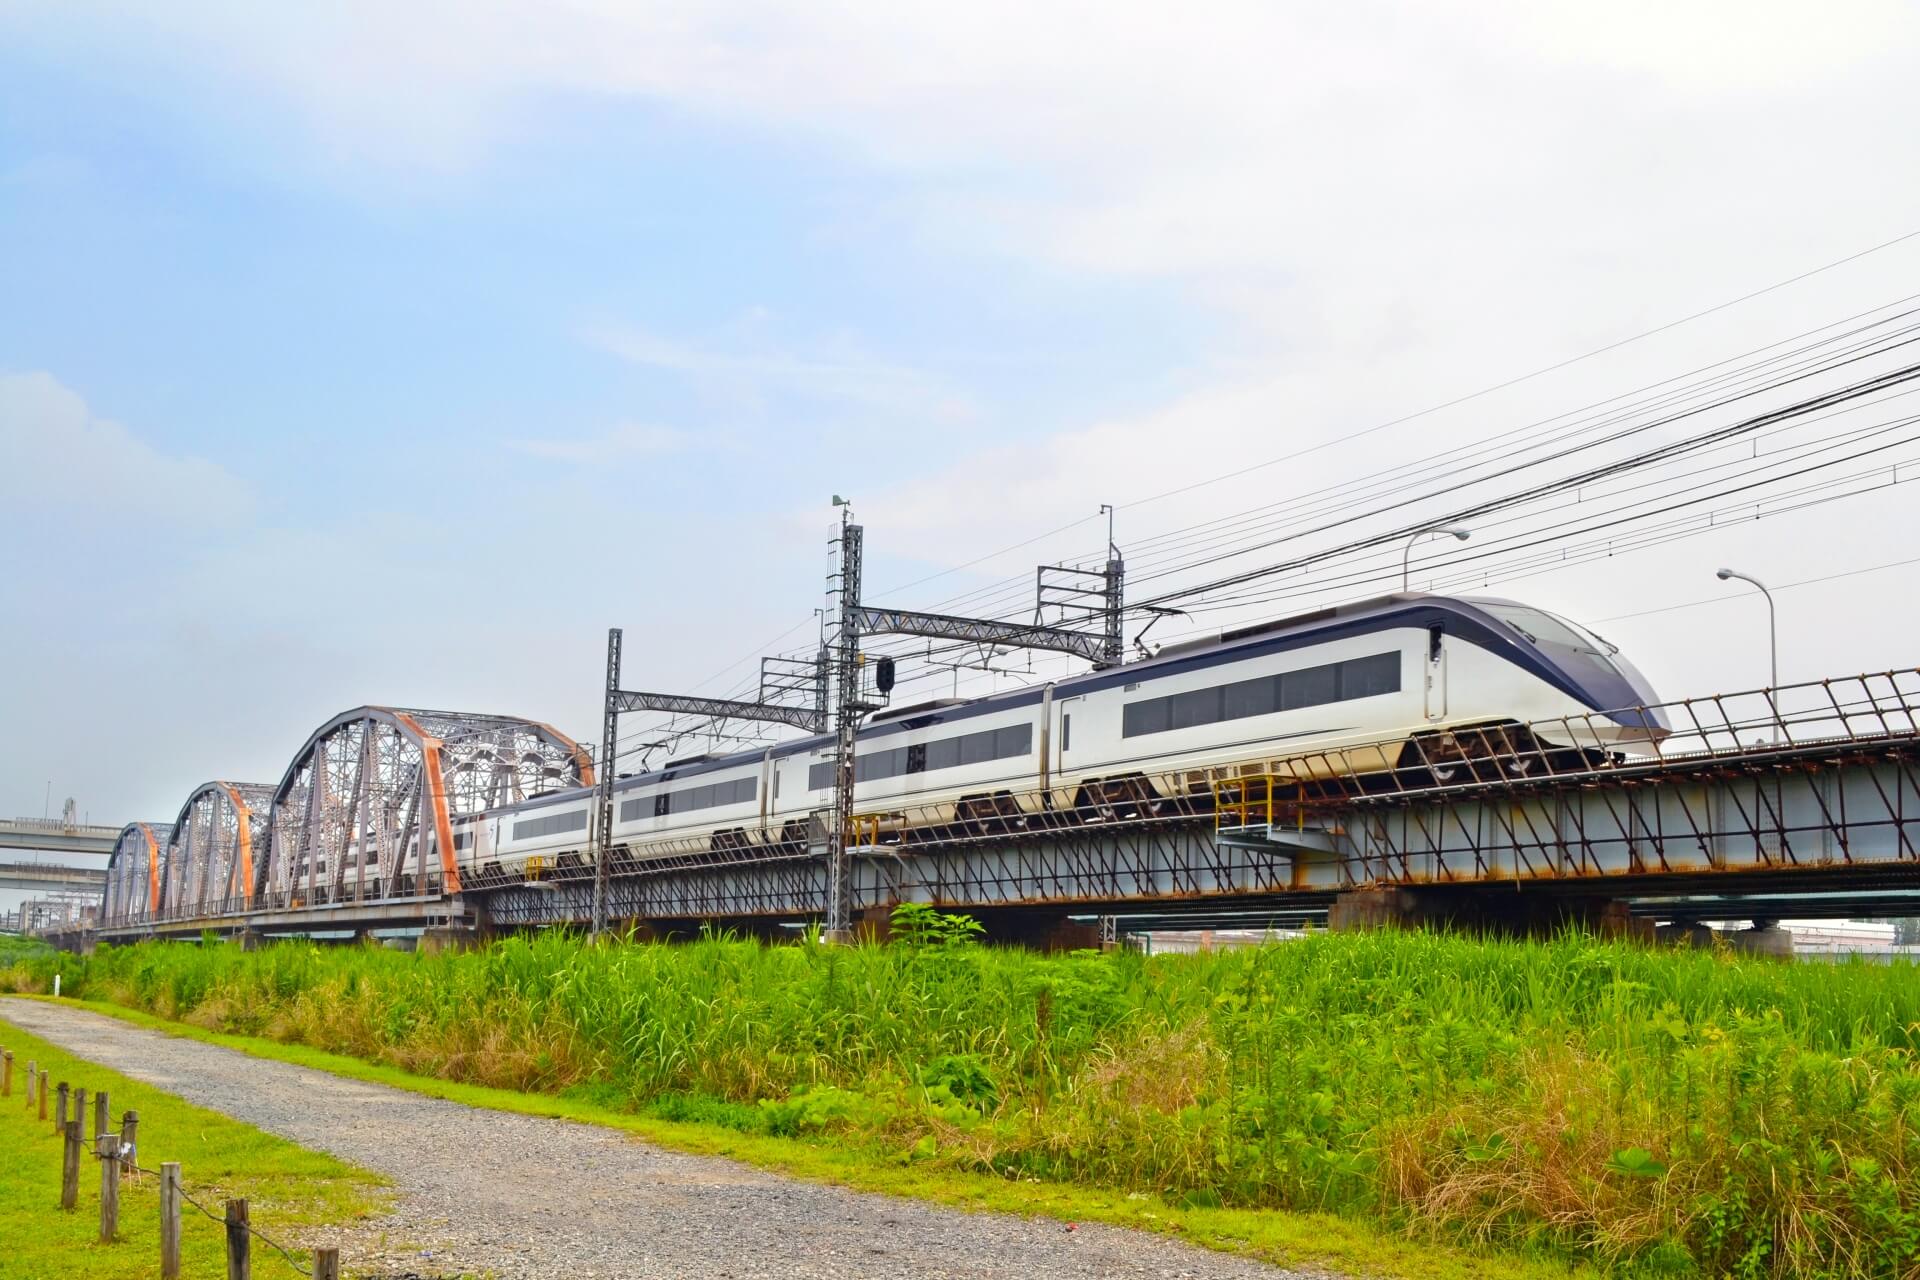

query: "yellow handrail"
xmin=1210 ymin=775 xmax=1305 ymax=832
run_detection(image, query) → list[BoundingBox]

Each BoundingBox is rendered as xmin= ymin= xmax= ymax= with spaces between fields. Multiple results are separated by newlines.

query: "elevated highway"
xmin=81 ymin=670 xmax=1920 ymax=946
xmin=0 ymin=862 xmax=107 ymax=895
xmin=0 ymin=817 xmax=118 ymax=859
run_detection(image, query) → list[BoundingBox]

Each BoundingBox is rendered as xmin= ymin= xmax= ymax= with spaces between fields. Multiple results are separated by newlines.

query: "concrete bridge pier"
xmin=1653 ymin=918 xmax=1794 ymax=957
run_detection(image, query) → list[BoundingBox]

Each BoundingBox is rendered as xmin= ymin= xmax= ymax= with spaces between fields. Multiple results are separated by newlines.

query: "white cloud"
xmin=0 ymin=371 xmax=250 ymax=524
xmin=509 ymin=422 xmax=695 ymax=463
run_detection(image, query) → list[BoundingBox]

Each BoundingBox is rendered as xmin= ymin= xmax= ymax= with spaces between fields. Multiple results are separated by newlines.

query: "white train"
xmin=454 ymin=592 xmax=1669 ymax=876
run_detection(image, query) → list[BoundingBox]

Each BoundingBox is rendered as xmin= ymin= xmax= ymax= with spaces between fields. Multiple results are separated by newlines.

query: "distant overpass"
xmin=0 ymin=818 xmax=119 ymax=859
xmin=0 ymin=861 xmax=107 ymax=895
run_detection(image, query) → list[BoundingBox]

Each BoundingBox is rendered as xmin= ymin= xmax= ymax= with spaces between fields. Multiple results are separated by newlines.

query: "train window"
xmin=806 ymin=722 xmax=1032 ymax=787
xmin=1169 ymin=687 xmax=1224 ymax=730
xmin=511 ymin=809 xmax=590 ymax=840
xmin=1123 ymin=651 xmax=1401 ymax=738
xmin=1342 ymin=651 xmax=1401 ymax=698
xmin=926 ymin=735 xmax=961 ymax=771
xmin=856 ymin=748 xmax=909 ymax=782
xmin=1122 ymin=698 xmax=1170 ymax=737
xmin=1279 ymin=663 xmax=1338 ymax=710
xmin=1223 ymin=675 xmax=1277 ymax=720
xmin=1061 ymin=715 xmax=1071 ymax=751
xmin=1480 ymin=604 xmax=1610 ymax=656
xmin=618 ymin=778 xmax=758 ymax=821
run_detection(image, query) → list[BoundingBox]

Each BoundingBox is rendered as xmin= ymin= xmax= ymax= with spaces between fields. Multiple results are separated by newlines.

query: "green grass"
xmin=26 ymin=993 xmax=1572 ymax=1280
xmin=10 ymin=926 xmax=1920 ymax=1277
xmin=0 ymin=1011 xmax=390 ymax=1280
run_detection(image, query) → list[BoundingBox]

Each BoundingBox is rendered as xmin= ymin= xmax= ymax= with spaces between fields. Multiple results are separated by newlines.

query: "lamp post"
xmin=1716 ymin=567 xmax=1778 ymax=688
xmin=1401 ymin=527 xmax=1472 ymax=590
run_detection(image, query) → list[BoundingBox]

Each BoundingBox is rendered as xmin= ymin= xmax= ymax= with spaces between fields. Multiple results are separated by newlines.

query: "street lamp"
xmin=1401 ymin=527 xmax=1472 ymax=590
xmin=1716 ymin=568 xmax=1778 ymax=688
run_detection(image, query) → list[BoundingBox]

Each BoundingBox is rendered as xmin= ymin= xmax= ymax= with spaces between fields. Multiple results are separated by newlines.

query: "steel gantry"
xmin=263 ymin=706 xmax=593 ymax=912
xmin=99 ymin=822 xmax=174 ymax=928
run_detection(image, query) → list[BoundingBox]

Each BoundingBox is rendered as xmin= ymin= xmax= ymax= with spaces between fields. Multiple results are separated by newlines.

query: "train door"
xmin=1054 ymin=694 xmax=1083 ymax=780
xmin=1424 ymin=624 xmax=1448 ymax=721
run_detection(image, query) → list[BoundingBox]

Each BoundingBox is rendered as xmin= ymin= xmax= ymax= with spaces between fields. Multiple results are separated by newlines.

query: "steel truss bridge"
xmin=84 ymin=707 xmax=594 ymax=942
xmin=72 ymin=671 xmax=1920 ymax=946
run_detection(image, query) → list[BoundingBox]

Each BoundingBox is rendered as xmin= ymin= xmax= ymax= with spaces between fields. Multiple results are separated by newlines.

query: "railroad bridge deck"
xmin=84 ymin=671 xmax=1920 ymax=944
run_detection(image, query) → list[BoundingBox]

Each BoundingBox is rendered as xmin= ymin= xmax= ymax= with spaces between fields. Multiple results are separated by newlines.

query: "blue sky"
xmin=5 ymin=0 xmax=1920 ymax=842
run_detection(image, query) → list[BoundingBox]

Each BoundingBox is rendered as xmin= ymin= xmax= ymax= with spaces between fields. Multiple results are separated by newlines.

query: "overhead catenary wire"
xmin=609 ymin=263 xmax=1920 ymax=752
xmin=1132 ymin=354 xmax=1920 ymax=608
xmin=1116 ymin=226 xmax=1920 ymax=512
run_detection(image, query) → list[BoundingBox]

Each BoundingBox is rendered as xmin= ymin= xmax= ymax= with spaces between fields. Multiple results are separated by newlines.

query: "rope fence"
xmin=9 ymin=1040 xmax=345 ymax=1280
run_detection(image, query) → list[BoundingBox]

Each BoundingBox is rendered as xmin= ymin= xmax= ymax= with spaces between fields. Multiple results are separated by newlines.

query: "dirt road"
xmin=1 ymin=999 xmax=1313 ymax=1280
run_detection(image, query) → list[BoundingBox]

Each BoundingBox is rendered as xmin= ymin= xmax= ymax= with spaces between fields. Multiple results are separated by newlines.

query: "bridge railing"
xmin=95 ymin=877 xmax=449 ymax=932
xmin=1264 ymin=667 xmax=1920 ymax=813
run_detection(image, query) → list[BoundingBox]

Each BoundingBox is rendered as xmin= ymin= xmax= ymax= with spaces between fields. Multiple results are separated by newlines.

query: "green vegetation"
xmin=25 ymin=996 xmax=1560 ymax=1280
xmin=0 ymin=1016 xmax=388 ymax=1280
xmin=9 ymin=925 xmax=1920 ymax=1278
xmin=0 ymin=934 xmax=52 ymax=965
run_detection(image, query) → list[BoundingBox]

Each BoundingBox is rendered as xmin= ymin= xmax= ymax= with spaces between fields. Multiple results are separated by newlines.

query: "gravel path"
xmin=1 ymin=999 xmax=1317 ymax=1280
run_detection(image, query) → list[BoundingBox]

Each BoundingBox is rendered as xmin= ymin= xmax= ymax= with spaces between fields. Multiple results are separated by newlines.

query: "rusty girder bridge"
xmin=82 ymin=671 xmax=1920 ymax=945
xmin=91 ymin=707 xmax=594 ymax=941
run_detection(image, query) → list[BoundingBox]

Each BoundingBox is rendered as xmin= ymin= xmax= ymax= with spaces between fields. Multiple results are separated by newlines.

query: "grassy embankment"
xmin=0 ymin=947 xmax=389 ymax=1279
xmin=7 ymin=925 xmax=1920 ymax=1279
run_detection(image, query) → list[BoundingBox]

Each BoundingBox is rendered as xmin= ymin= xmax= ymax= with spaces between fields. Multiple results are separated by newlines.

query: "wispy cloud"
xmin=508 ymin=422 xmax=696 ymax=464
xmin=0 ymin=371 xmax=252 ymax=525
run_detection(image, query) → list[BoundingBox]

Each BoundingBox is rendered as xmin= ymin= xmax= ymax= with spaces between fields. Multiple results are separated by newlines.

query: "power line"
xmin=1595 ymin=556 xmax=1920 ymax=623
xmin=1136 ymin=355 xmax=1920 ymax=607
xmin=1117 ymin=226 xmax=1920 ymax=512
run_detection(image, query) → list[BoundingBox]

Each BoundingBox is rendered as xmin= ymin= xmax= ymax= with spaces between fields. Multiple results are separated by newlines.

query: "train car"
xmin=453 ymin=592 xmax=1668 ymax=876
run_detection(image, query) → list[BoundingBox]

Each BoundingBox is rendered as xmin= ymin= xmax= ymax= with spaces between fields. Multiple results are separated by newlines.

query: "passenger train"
xmin=451 ymin=593 xmax=1669 ymax=879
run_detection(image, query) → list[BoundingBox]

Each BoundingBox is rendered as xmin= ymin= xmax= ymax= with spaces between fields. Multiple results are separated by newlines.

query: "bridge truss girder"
xmin=264 ymin=706 xmax=592 ymax=909
xmin=160 ymin=784 xmax=274 ymax=920
xmin=101 ymin=821 xmax=173 ymax=928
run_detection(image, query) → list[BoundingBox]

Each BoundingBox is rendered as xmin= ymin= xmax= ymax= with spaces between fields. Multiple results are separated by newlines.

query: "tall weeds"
xmin=9 ymin=930 xmax=1919 ymax=1277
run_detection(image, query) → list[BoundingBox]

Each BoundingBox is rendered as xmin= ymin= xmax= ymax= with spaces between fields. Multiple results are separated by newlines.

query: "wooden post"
xmin=94 ymin=1089 xmax=109 ymax=1143
xmin=55 ymin=1082 xmax=69 ymax=1134
xmin=24 ymin=1060 xmax=34 ymax=1109
xmin=120 ymin=1109 xmax=139 ymax=1177
xmin=37 ymin=1069 xmax=48 ymax=1122
xmin=160 ymin=1163 xmax=183 ymax=1280
xmin=312 ymin=1246 xmax=340 ymax=1280
xmin=2 ymin=1048 xmax=11 ymax=1096
xmin=60 ymin=1120 xmax=81 ymax=1210
xmin=225 ymin=1198 xmax=251 ymax=1280
xmin=73 ymin=1087 xmax=87 ymax=1142
xmin=98 ymin=1132 xmax=120 ymax=1242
